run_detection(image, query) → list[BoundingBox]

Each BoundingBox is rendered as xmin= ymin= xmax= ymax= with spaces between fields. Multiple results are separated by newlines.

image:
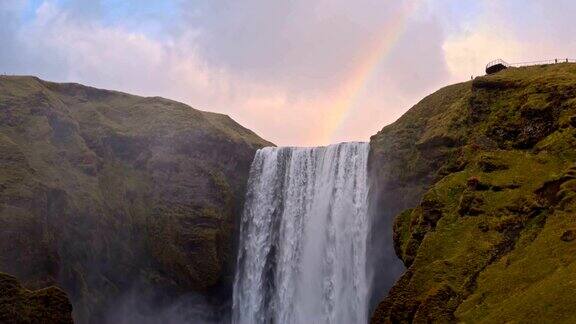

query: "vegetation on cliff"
xmin=0 ymin=76 xmax=272 ymax=322
xmin=370 ymin=63 xmax=576 ymax=323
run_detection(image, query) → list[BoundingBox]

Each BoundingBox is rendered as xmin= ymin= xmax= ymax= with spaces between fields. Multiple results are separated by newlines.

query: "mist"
xmin=103 ymin=288 xmax=229 ymax=324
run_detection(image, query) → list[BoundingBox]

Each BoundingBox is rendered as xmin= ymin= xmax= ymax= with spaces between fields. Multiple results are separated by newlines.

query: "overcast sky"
xmin=1 ymin=0 xmax=575 ymax=145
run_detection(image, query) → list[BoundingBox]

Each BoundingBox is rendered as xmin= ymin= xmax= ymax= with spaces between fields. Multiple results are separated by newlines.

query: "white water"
xmin=232 ymin=142 xmax=371 ymax=324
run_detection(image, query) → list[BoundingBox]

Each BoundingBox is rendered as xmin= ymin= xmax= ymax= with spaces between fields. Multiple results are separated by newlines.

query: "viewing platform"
xmin=486 ymin=58 xmax=576 ymax=74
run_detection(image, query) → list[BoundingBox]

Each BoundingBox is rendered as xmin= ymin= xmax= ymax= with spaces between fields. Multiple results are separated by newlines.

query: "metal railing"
xmin=509 ymin=58 xmax=576 ymax=67
xmin=487 ymin=58 xmax=576 ymax=70
xmin=486 ymin=59 xmax=510 ymax=70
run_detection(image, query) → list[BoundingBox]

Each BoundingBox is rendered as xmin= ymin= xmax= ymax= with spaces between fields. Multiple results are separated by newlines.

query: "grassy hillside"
xmin=369 ymin=63 xmax=576 ymax=323
xmin=0 ymin=76 xmax=272 ymax=322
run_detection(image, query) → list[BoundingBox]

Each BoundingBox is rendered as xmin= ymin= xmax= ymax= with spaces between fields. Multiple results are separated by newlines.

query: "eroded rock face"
xmin=561 ymin=229 xmax=576 ymax=242
xmin=370 ymin=64 xmax=576 ymax=323
xmin=0 ymin=272 xmax=73 ymax=324
xmin=0 ymin=76 xmax=272 ymax=322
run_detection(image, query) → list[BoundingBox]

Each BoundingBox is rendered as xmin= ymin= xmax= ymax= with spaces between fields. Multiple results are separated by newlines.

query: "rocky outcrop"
xmin=370 ymin=64 xmax=576 ymax=322
xmin=0 ymin=272 xmax=73 ymax=324
xmin=0 ymin=76 xmax=272 ymax=322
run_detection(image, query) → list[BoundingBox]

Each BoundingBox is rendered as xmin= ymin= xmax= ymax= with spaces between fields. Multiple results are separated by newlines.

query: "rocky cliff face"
xmin=0 ymin=272 xmax=73 ymax=324
xmin=0 ymin=76 xmax=272 ymax=322
xmin=369 ymin=63 xmax=576 ymax=322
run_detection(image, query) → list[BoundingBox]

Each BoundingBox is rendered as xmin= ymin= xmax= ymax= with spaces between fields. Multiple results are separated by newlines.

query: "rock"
xmin=0 ymin=273 xmax=73 ymax=324
xmin=561 ymin=230 xmax=575 ymax=242
xmin=398 ymin=198 xmax=445 ymax=267
xmin=0 ymin=76 xmax=272 ymax=322
xmin=370 ymin=64 xmax=576 ymax=323
xmin=458 ymin=193 xmax=484 ymax=216
xmin=478 ymin=156 xmax=509 ymax=172
xmin=478 ymin=222 xmax=490 ymax=232
xmin=535 ymin=177 xmax=571 ymax=206
xmin=467 ymin=176 xmax=480 ymax=190
xmin=416 ymin=135 xmax=458 ymax=150
xmin=412 ymin=284 xmax=458 ymax=323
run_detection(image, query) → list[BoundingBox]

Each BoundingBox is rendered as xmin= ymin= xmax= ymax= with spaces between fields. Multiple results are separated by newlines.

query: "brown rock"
xmin=561 ymin=229 xmax=576 ymax=242
xmin=467 ymin=177 xmax=480 ymax=190
xmin=0 ymin=273 xmax=73 ymax=324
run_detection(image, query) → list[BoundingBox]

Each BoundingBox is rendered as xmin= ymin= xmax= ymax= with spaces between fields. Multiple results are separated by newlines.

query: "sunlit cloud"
xmin=1 ymin=0 xmax=575 ymax=145
xmin=443 ymin=27 xmax=523 ymax=80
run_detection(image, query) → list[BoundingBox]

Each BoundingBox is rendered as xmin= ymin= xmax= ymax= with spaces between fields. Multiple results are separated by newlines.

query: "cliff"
xmin=0 ymin=272 xmax=73 ymax=323
xmin=369 ymin=63 xmax=576 ymax=322
xmin=0 ymin=76 xmax=272 ymax=322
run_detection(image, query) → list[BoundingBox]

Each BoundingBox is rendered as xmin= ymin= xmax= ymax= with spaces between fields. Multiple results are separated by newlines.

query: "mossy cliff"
xmin=0 ymin=76 xmax=271 ymax=322
xmin=0 ymin=272 xmax=73 ymax=323
xmin=370 ymin=63 xmax=576 ymax=323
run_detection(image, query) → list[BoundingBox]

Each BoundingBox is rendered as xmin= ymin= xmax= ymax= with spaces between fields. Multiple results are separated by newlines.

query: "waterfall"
xmin=233 ymin=142 xmax=371 ymax=324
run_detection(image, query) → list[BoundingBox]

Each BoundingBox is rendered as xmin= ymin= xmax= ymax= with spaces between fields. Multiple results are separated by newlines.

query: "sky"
xmin=1 ymin=0 xmax=575 ymax=146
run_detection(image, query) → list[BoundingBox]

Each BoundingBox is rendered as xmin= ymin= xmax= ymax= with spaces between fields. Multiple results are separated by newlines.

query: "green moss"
xmin=371 ymin=63 xmax=576 ymax=323
xmin=393 ymin=208 xmax=415 ymax=262
xmin=457 ymin=208 xmax=576 ymax=323
xmin=0 ymin=75 xmax=272 ymax=322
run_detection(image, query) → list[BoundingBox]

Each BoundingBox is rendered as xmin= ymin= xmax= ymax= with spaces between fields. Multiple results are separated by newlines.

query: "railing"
xmin=487 ymin=58 xmax=576 ymax=71
xmin=509 ymin=58 xmax=576 ymax=67
xmin=486 ymin=59 xmax=510 ymax=70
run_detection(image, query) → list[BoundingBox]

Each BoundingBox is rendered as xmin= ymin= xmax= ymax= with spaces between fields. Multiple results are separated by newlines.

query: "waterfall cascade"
xmin=233 ymin=142 xmax=371 ymax=324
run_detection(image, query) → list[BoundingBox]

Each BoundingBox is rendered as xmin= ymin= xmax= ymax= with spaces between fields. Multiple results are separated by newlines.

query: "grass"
xmin=371 ymin=63 xmax=576 ymax=323
xmin=0 ymin=75 xmax=271 ymax=322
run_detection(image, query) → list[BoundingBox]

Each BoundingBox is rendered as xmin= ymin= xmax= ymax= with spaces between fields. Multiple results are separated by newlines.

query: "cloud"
xmin=442 ymin=26 xmax=523 ymax=80
xmin=182 ymin=0 xmax=408 ymax=95
xmin=8 ymin=0 xmax=575 ymax=146
xmin=331 ymin=14 xmax=452 ymax=143
xmin=441 ymin=0 xmax=576 ymax=81
xmin=1 ymin=2 xmax=289 ymax=142
xmin=1 ymin=0 xmax=455 ymax=145
xmin=0 ymin=0 xmax=27 ymax=71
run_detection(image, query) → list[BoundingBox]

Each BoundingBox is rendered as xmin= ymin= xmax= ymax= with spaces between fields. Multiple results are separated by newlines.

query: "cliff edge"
xmin=0 ymin=76 xmax=272 ymax=322
xmin=370 ymin=63 xmax=576 ymax=323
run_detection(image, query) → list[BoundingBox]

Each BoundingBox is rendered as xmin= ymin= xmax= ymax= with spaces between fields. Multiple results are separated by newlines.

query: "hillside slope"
xmin=0 ymin=76 xmax=272 ymax=322
xmin=370 ymin=63 xmax=576 ymax=323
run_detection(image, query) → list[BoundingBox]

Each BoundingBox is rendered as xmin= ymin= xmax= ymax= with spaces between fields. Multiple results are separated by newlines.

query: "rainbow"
xmin=324 ymin=0 xmax=420 ymax=144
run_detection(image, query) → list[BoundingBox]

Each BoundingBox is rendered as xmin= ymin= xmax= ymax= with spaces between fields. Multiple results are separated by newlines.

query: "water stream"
xmin=233 ymin=142 xmax=371 ymax=324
